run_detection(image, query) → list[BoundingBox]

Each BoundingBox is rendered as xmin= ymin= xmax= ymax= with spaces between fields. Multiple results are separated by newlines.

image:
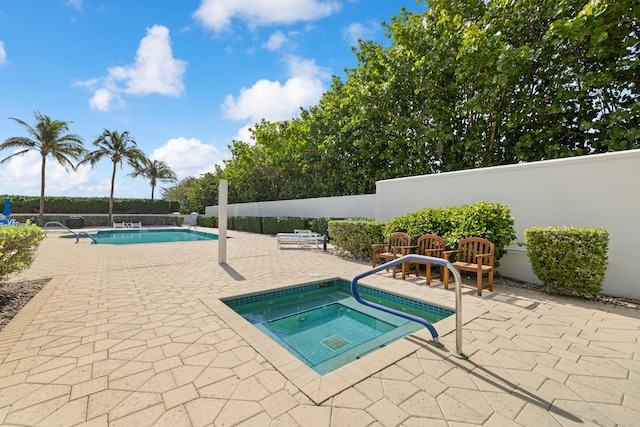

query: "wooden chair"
xmin=404 ymin=234 xmax=447 ymax=284
xmin=372 ymin=232 xmax=411 ymax=278
xmin=443 ymin=237 xmax=495 ymax=296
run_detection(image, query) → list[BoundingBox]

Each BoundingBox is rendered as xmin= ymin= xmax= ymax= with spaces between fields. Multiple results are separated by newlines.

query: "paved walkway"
xmin=0 ymin=229 xmax=639 ymax=426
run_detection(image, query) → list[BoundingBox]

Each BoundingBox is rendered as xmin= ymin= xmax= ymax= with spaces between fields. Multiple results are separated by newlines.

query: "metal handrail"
xmin=351 ymin=255 xmax=467 ymax=359
xmin=43 ymin=221 xmax=97 ymax=244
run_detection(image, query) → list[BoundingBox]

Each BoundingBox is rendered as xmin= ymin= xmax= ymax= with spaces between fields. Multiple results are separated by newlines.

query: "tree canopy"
xmin=163 ymin=0 xmax=638 ymax=210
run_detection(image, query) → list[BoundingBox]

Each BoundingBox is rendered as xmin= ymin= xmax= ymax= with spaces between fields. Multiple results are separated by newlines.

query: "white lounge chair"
xmin=113 ymin=222 xmax=125 ymax=228
xmin=130 ymin=221 xmax=142 ymax=228
xmin=276 ymin=229 xmax=324 ymax=249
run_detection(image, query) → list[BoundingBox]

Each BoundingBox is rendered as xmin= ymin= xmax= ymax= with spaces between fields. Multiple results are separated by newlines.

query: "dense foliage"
xmin=164 ymin=0 xmax=638 ymax=205
xmin=328 ymin=220 xmax=387 ymax=258
xmin=1 ymin=195 xmax=178 ymax=214
xmin=385 ymin=201 xmax=516 ymax=264
xmin=525 ymin=226 xmax=609 ymax=296
xmin=0 ymin=223 xmax=46 ymax=281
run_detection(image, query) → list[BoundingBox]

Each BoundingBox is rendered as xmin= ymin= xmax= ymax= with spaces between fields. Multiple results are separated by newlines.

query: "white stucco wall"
xmin=206 ymin=194 xmax=376 ymax=219
xmin=375 ymin=149 xmax=640 ymax=299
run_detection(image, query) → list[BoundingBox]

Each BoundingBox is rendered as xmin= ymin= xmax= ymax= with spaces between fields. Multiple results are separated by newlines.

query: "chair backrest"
xmin=456 ymin=237 xmax=495 ymax=265
xmin=387 ymin=232 xmax=411 ymax=248
xmin=416 ymin=234 xmax=446 ymax=258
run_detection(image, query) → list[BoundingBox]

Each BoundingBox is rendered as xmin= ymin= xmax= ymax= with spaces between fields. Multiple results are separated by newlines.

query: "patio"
xmin=0 ymin=229 xmax=638 ymax=426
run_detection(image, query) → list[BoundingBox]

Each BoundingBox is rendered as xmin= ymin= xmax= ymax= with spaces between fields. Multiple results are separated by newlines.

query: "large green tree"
xmin=166 ymin=0 xmax=638 ymax=204
xmin=128 ymin=158 xmax=177 ymax=200
xmin=0 ymin=111 xmax=85 ymax=225
xmin=81 ymin=130 xmax=146 ymax=222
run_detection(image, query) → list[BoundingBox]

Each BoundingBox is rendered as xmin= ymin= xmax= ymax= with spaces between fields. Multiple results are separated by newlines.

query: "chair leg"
xmin=488 ymin=268 xmax=493 ymax=292
xmin=425 ymin=264 xmax=431 ymax=286
xmin=443 ymin=266 xmax=449 ymax=289
xmin=477 ymin=267 xmax=483 ymax=296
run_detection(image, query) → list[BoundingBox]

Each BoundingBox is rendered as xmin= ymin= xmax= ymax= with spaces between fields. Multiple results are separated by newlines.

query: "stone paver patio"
xmin=0 ymin=228 xmax=639 ymax=426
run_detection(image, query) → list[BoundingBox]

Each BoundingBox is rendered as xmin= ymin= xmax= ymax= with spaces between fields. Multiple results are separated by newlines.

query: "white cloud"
xmin=79 ymin=25 xmax=187 ymax=112
xmin=263 ymin=31 xmax=288 ymax=51
xmin=0 ymin=41 xmax=6 ymax=65
xmin=0 ymin=151 xmax=94 ymax=196
xmin=221 ymin=55 xmax=329 ymax=123
xmin=343 ymin=21 xmax=379 ymax=46
xmin=151 ymin=137 xmax=228 ymax=179
xmin=193 ymin=0 xmax=341 ymax=32
xmin=63 ymin=0 xmax=83 ymax=10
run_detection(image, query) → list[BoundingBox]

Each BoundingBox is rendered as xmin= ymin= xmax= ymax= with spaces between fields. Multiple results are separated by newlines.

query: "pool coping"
xmin=201 ymin=276 xmax=486 ymax=405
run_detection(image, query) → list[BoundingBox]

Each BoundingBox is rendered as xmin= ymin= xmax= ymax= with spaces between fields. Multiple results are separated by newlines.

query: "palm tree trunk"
xmin=151 ymin=185 xmax=155 ymax=200
xmin=109 ymin=162 xmax=117 ymax=224
xmin=39 ymin=155 xmax=46 ymax=227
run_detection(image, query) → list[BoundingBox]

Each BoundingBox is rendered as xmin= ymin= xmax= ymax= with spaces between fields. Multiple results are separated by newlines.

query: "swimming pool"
xmin=90 ymin=229 xmax=218 ymax=244
xmin=222 ymin=278 xmax=453 ymax=374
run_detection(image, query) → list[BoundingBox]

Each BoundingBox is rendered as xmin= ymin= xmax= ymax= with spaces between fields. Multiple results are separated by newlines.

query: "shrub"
xmin=328 ymin=220 xmax=385 ymax=259
xmin=0 ymin=195 xmax=174 ymax=214
xmin=525 ymin=226 xmax=609 ymax=296
xmin=384 ymin=201 xmax=516 ymax=266
xmin=0 ymin=223 xmax=47 ymax=281
xmin=233 ymin=216 xmax=262 ymax=233
xmin=197 ymin=215 xmax=218 ymax=228
xmin=262 ymin=216 xmax=309 ymax=234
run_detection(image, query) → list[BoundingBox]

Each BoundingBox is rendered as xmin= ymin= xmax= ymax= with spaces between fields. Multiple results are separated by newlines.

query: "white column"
xmin=218 ymin=179 xmax=228 ymax=264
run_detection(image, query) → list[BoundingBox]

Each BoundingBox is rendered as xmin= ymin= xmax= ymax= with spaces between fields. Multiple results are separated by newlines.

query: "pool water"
xmin=223 ymin=279 xmax=453 ymax=374
xmin=90 ymin=229 xmax=218 ymax=244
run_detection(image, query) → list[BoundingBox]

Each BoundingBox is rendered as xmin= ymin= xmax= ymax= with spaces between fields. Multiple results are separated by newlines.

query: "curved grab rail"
xmin=351 ymin=255 xmax=466 ymax=358
xmin=43 ymin=221 xmax=97 ymax=244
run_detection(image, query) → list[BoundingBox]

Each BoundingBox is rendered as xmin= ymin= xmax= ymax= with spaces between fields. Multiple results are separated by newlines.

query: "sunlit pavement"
xmin=0 ymin=228 xmax=638 ymax=426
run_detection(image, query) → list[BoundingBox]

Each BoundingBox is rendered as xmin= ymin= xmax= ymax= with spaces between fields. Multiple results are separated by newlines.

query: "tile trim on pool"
xmin=202 ymin=276 xmax=486 ymax=405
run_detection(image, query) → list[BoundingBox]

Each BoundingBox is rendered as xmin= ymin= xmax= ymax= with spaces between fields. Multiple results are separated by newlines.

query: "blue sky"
xmin=0 ymin=0 xmax=425 ymax=199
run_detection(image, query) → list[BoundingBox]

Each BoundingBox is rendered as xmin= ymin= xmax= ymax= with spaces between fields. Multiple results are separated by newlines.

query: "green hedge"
xmin=1 ymin=195 xmax=178 ymax=214
xmin=385 ymin=201 xmax=516 ymax=266
xmin=197 ymin=216 xmax=218 ymax=228
xmin=14 ymin=215 xmax=183 ymax=227
xmin=0 ymin=222 xmax=47 ymax=281
xmin=233 ymin=216 xmax=263 ymax=233
xmin=525 ymin=226 xmax=609 ymax=296
xmin=328 ymin=220 xmax=386 ymax=258
xmin=262 ymin=216 xmax=310 ymax=234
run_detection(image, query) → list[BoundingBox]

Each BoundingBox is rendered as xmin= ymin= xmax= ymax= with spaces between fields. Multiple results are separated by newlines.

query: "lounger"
xmin=0 ymin=219 xmax=16 ymax=226
xmin=130 ymin=221 xmax=142 ymax=228
xmin=113 ymin=222 xmax=125 ymax=228
xmin=276 ymin=229 xmax=324 ymax=249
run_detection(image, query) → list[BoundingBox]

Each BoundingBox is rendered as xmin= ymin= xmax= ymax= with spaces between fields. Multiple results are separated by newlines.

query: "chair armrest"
xmin=393 ymin=245 xmax=417 ymax=255
xmin=443 ymin=249 xmax=459 ymax=260
xmin=422 ymin=248 xmax=444 ymax=256
xmin=475 ymin=253 xmax=495 ymax=265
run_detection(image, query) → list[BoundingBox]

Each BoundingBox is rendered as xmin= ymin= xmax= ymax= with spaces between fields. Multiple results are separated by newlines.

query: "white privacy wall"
xmin=206 ymin=194 xmax=376 ymax=219
xmin=375 ymin=149 xmax=640 ymax=299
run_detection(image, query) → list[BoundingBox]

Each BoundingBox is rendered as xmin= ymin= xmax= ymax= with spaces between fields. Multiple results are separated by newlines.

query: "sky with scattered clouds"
xmin=0 ymin=0 xmax=424 ymax=199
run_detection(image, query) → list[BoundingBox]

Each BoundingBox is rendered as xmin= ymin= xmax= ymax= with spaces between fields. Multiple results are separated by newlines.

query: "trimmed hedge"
xmin=262 ymin=216 xmax=310 ymax=234
xmin=1 ymin=195 xmax=179 ymax=214
xmin=328 ymin=220 xmax=386 ymax=258
xmin=14 ymin=215 xmax=183 ymax=227
xmin=0 ymin=222 xmax=47 ymax=281
xmin=197 ymin=215 xmax=218 ymax=228
xmin=233 ymin=216 xmax=263 ymax=233
xmin=525 ymin=226 xmax=609 ymax=296
xmin=385 ymin=201 xmax=516 ymax=266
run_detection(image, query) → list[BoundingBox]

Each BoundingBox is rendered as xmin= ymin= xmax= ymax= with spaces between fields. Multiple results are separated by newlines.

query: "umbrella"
xmin=2 ymin=198 xmax=10 ymax=217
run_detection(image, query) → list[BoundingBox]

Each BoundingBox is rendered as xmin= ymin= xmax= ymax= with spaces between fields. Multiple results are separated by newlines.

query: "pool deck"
xmin=0 ymin=228 xmax=639 ymax=426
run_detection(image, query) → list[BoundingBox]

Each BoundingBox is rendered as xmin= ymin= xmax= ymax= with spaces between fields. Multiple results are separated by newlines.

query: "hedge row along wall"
xmin=1 ymin=195 xmax=179 ymax=214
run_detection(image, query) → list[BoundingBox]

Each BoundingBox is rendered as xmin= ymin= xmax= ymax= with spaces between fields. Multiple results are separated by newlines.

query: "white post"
xmin=218 ymin=179 xmax=228 ymax=264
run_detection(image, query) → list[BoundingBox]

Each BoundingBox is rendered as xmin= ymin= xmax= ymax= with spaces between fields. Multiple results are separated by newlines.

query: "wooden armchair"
xmin=404 ymin=234 xmax=447 ymax=284
xmin=372 ymin=232 xmax=412 ymax=278
xmin=443 ymin=237 xmax=495 ymax=296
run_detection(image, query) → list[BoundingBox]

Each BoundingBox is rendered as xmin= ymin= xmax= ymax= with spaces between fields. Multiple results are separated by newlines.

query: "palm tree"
xmin=0 ymin=111 xmax=85 ymax=226
xmin=128 ymin=158 xmax=177 ymax=200
xmin=80 ymin=129 xmax=146 ymax=223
